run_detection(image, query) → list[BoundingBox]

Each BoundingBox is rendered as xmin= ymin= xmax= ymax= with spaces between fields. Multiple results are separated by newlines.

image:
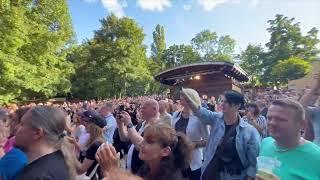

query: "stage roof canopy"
xmin=154 ymin=62 xmax=249 ymax=85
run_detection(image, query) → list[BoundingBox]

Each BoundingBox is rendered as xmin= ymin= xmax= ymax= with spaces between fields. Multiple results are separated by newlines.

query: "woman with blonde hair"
xmin=70 ymin=110 xmax=106 ymax=180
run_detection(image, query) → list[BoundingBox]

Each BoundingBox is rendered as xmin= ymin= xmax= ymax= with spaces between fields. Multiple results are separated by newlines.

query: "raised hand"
xmin=119 ymin=111 xmax=132 ymax=126
xmin=96 ymin=143 xmax=120 ymax=177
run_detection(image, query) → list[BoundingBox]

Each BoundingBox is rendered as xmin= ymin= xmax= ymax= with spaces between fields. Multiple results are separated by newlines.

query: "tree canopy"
xmin=191 ymin=30 xmax=236 ymax=62
xmin=1 ymin=6 xmax=319 ymax=104
xmin=239 ymin=14 xmax=319 ymax=86
xmin=70 ymin=15 xmax=151 ymax=99
xmin=0 ymin=0 xmax=74 ymax=104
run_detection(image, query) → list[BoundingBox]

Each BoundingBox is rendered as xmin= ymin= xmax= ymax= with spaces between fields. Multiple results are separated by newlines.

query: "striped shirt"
xmin=244 ymin=115 xmax=268 ymax=139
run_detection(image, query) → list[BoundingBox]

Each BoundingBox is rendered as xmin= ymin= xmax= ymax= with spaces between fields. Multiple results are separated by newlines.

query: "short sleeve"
xmin=85 ymin=141 xmax=102 ymax=160
xmin=0 ymin=148 xmax=27 ymax=180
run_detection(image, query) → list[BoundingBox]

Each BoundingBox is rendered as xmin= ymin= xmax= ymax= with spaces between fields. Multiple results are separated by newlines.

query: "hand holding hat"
xmin=181 ymin=87 xmax=202 ymax=112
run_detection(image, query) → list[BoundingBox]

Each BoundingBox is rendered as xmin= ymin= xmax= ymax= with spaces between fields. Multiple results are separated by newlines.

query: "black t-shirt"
xmin=79 ymin=141 xmax=102 ymax=178
xmin=131 ymin=122 xmax=145 ymax=174
xmin=138 ymin=164 xmax=184 ymax=180
xmin=175 ymin=114 xmax=189 ymax=135
xmin=219 ymin=124 xmax=244 ymax=175
xmin=207 ymin=103 xmax=215 ymax=112
xmin=16 ymin=150 xmax=69 ymax=180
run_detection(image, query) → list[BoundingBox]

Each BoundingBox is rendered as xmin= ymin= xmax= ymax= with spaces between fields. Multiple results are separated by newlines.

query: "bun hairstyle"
xmin=141 ymin=123 xmax=193 ymax=178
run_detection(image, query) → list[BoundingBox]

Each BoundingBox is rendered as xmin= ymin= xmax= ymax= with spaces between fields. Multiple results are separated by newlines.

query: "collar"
xmin=222 ymin=114 xmax=248 ymax=128
xmin=104 ymin=114 xmax=113 ymax=118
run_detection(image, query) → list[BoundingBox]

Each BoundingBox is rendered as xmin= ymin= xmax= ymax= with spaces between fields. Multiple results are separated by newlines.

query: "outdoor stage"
xmin=154 ymin=62 xmax=249 ymax=99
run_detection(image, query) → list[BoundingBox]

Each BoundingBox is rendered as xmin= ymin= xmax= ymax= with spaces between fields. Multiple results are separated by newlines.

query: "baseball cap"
xmin=80 ymin=110 xmax=106 ymax=128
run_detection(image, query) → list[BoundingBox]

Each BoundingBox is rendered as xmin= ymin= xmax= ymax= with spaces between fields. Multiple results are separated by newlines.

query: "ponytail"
xmin=59 ymin=137 xmax=76 ymax=180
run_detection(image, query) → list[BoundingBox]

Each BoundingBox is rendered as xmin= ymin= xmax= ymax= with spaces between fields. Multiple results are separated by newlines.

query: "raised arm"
xmin=120 ymin=112 xmax=144 ymax=148
xmin=181 ymin=90 xmax=221 ymax=126
xmin=117 ymin=122 xmax=130 ymax=142
xmin=195 ymin=107 xmax=221 ymax=126
xmin=300 ymin=73 xmax=320 ymax=108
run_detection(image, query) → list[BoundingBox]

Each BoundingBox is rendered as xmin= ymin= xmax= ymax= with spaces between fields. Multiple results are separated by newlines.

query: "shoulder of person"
xmin=203 ymin=108 xmax=223 ymax=118
xmin=240 ymin=119 xmax=260 ymax=135
xmin=303 ymin=140 xmax=320 ymax=155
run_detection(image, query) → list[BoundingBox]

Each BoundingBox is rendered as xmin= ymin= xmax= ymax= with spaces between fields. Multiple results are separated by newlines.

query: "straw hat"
xmin=181 ymin=87 xmax=201 ymax=108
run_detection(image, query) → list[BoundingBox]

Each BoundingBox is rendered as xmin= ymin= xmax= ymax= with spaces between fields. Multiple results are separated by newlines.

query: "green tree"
xmin=262 ymin=14 xmax=319 ymax=85
xmin=151 ymin=24 xmax=166 ymax=64
xmin=0 ymin=0 xmax=74 ymax=104
xmin=162 ymin=44 xmax=201 ymax=68
xmin=238 ymin=44 xmax=265 ymax=86
xmin=239 ymin=45 xmax=265 ymax=75
xmin=70 ymin=15 xmax=151 ymax=99
xmin=191 ymin=30 xmax=236 ymax=62
xmin=271 ymin=57 xmax=312 ymax=84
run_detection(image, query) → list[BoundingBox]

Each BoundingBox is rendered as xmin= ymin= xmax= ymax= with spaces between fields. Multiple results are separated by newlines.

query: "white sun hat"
xmin=181 ymin=87 xmax=202 ymax=108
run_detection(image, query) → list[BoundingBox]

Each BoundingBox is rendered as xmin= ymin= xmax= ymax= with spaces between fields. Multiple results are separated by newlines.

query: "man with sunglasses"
xmin=182 ymin=89 xmax=260 ymax=180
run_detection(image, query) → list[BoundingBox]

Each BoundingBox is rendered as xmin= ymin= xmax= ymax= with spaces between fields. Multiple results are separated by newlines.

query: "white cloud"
xmin=231 ymin=0 xmax=241 ymax=4
xmin=197 ymin=0 xmax=230 ymax=11
xmin=137 ymin=0 xmax=171 ymax=11
xmin=101 ymin=0 xmax=126 ymax=17
xmin=250 ymin=0 xmax=259 ymax=7
xmin=183 ymin=4 xmax=192 ymax=11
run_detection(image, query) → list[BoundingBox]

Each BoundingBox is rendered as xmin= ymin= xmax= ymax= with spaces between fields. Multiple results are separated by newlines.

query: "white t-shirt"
xmin=76 ymin=125 xmax=90 ymax=151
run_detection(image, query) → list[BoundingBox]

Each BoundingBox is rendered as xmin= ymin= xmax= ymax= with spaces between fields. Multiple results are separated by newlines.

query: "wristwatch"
xmin=127 ymin=122 xmax=134 ymax=128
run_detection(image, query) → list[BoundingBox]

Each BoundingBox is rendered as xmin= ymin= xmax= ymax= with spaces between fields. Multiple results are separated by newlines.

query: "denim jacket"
xmin=195 ymin=107 xmax=261 ymax=178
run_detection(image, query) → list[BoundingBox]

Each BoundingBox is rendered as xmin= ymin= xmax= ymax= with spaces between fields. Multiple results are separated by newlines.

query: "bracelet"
xmin=127 ymin=122 xmax=134 ymax=128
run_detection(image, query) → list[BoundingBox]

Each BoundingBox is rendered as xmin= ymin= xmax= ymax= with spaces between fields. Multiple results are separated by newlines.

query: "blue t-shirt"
xmin=0 ymin=148 xmax=28 ymax=180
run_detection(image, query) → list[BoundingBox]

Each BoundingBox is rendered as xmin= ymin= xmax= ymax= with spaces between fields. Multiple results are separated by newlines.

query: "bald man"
xmin=158 ymin=100 xmax=172 ymax=125
xmin=117 ymin=99 xmax=160 ymax=174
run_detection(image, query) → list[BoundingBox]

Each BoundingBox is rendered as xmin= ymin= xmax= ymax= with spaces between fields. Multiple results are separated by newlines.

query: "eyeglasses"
xmin=217 ymin=98 xmax=227 ymax=104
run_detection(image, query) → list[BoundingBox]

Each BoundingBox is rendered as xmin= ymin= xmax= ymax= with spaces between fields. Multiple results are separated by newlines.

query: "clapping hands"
xmin=95 ymin=143 xmax=120 ymax=177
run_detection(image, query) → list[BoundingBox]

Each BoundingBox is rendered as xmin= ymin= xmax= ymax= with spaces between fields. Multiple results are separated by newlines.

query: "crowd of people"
xmin=1 ymin=76 xmax=320 ymax=180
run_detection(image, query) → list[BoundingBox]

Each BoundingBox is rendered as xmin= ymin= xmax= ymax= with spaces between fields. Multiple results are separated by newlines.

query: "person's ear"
xmin=32 ymin=127 xmax=44 ymax=140
xmin=160 ymin=147 xmax=171 ymax=157
xmin=300 ymin=119 xmax=307 ymax=130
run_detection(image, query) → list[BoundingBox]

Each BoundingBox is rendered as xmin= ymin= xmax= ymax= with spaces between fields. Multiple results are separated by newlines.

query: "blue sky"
xmin=68 ymin=0 xmax=320 ymax=54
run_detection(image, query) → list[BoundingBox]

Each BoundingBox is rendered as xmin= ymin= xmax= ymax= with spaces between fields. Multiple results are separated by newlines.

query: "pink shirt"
xmin=3 ymin=136 xmax=15 ymax=153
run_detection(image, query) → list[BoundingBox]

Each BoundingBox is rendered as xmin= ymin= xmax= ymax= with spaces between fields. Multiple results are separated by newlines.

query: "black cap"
xmin=81 ymin=110 xmax=106 ymax=128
